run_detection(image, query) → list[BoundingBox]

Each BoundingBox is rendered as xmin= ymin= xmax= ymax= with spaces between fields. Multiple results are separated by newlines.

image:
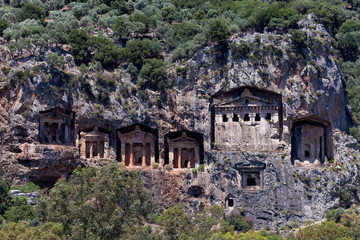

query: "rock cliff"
xmin=0 ymin=15 xmax=359 ymax=228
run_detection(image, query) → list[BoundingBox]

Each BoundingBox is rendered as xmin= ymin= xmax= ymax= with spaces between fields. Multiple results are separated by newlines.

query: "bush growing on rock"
xmin=17 ymin=3 xmax=46 ymax=24
xmin=0 ymin=19 xmax=8 ymax=36
xmin=68 ymin=29 xmax=89 ymax=65
xmin=139 ymin=58 xmax=168 ymax=91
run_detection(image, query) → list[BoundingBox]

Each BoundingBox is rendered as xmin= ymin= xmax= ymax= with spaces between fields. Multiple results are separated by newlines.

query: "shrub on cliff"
xmin=68 ymin=29 xmax=89 ymax=65
xmin=207 ymin=18 xmax=231 ymax=45
xmin=0 ymin=19 xmax=8 ymax=37
xmin=139 ymin=58 xmax=168 ymax=91
xmin=35 ymin=164 xmax=156 ymax=239
xmin=17 ymin=3 xmax=46 ymax=24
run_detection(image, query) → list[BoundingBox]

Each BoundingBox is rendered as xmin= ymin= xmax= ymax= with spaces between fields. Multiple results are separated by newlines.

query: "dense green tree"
xmin=89 ymin=36 xmax=122 ymax=67
xmin=124 ymin=39 xmax=163 ymax=68
xmin=336 ymin=32 xmax=360 ymax=61
xmin=165 ymin=21 xmax=201 ymax=49
xmin=139 ymin=58 xmax=168 ymax=91
xmin=290 ymin=29 xmax=307 ymax=52
xmin=207 ymin=18 xmax=231 ymax=44
xmin=17 ymin=3 xmax=46 ymax=24
xmin=156 ymin=205 xmax=192 ymax=239
xmin=0 ymin=19 xmax=8 ymax=37
xmin=35 ymin=164 xmax=156 ymax=239
xmin=339 ymin=19 xmax=360 ymax=33
xmin=296 ymin=221 xmax=350 ymax=240
xmin=68 ymin=29 xmax=89 ymax=65
xmin=0 ymin=222 xmax=63 ymax=240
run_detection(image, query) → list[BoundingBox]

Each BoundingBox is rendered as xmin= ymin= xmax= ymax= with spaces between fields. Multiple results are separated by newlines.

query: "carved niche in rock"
xmin=39 ymin=107 xmax=75 ymax=145
xmin=166 ymin=131 xmax=203 ymax=169
xmin=80 ymin=127 xmax=109 ymax=160
xmin=211 ymin=86 xmax=283 ymax=151
xmin=238 ymin=166 xmax=264 ymax=190
xmin=291 ymin=117 xmax=333 ymax=165
xmin=117 ymin=125 xmax=157 ymax=167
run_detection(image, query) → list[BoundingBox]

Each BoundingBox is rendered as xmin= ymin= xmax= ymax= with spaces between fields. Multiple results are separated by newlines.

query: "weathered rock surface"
xmin=0 ymin=15 xmax=360 ymax=229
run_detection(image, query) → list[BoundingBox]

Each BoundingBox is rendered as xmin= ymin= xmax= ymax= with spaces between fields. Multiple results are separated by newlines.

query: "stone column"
xmin=90 ymin=142 xmax=93 ymax=159
xmin=187 ymin=148 xmax=191 ymax=168
xmin=142 ymin=143 xmax=146 ymax=167
xmin=178 ymin=148 xmax=182 ymax=168
xmin=150 ymin=141 xmax=155 ymax=165
xmin=104 ymin=140 xmax=109 ymax=159
xmin=195 ymin=146 xmax=200 ymax=167
xmin=56 ymin=123 xmax=61 ymax=144
xmin=129 ymin=143 xmax=134 ymax=166
xmin=121 ymin=143 xmax=126 ymax=163
xmin=64 ymin=124 xmax=70 ymax=145
xmin=169 ymin=147 xmax=174 ymax=168
xmin=80 ymin=138 xmax=86 ymax=158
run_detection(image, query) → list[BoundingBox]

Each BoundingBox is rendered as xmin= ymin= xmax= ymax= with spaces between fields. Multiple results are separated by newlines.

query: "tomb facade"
xmin=241 ymin=170 xmax=261 ymax=190
xmin=165 ymin=131 xmax=203 ymax=169
xmin=291 ymin=118 xmax=333 ymax=165
xmin=117 ymin=125 xmax=157 ymax=166
xmin=39 ymin=108 xmax=75 ymax=145
xmin=79 ymin=127 xmax=109 ymax=160
xmin=211 ymin=86 xmax=283 ymax=151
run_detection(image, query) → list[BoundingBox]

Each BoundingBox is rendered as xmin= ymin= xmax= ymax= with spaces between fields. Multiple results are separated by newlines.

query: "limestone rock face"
xmin=0 ymin=15 xmax=360 ymax=228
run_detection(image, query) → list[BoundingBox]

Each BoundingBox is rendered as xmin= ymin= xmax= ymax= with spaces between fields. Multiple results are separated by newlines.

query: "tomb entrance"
xmin=211 ymin=86 xmax=283 ymax=151
xmin=117 ymin=125 xmax=157 ymax=167
xmin=165 ymin=131 xmax=203 ymax=169
xmin=39 ymin=107 xmax=75 ymax=145
xmin=291 ymin=118 xmax=333 ymax=165
xmin=80 ymin=127 xmax=109 ymax=160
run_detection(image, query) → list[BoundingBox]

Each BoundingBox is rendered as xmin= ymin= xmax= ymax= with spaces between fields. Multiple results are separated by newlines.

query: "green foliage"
xmin=166 ymin=22 xmax=201 ymax=49
xmin=139 ymin=58 xmax=168 ymax=91
xmin=339 ymin=19 xmax=360 ymax=33
xmin=152 ymin=163 xmax=159 ymax=169
xmin=224 ymin=213 xmax=252 ymax=233
xmin=0 ymin=19 xmax=8 ymax=37
xmin=198 ymin=164 xmax=205 ymax=172
xmin=307 ymin=0 xmax=344 ymax=32
xmin=326 ymin=207 xmax=345 ymax=223
xmin=296 ymin=221 xmax=350 ymax=240
xmin=207 ymin=18 xmax=231 ymax=44
xmin=68 ymin=29 xmax=89 ymax=65
xmin=90 ymin=36 xmax=122 ymax=67
xmin=0 ymin=222 xmax=64 ymax=240
xmin=47 ymin=52 xmax=65 ymax=69
xmin=35 ymin=164 xmax=156 ymax=239
xmin=4 ymin=204 xmax=34 ymax=222
xmin=161 ymin=5 xmax=176 ymax=23
xmin=10 ymin=182 xmax=40 ymax=193
xmin=336 ymin=31 xmax=360 ymax=61
xmin=124 ymin=39 xmax=163 ymax=68
xmin=0 ymin=177 xmax=9 ymax=215
xmin=17 ymin=3 xmax=46 ymax=24
xmin=231 ymin=41 xmax=251 ymax=59
xmin=157 ymin=205 xmax=192 ymax=239
xmin=290 ymin=30 xmax=307 ymax=52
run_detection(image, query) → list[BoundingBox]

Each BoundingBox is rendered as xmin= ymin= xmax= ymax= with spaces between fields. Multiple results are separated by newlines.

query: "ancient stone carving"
xmin=211 ymin=86 xmax=283 ymax=151
xmin=117 ymin=125 xmax=157 ymax=166
xmin=80 ymin=127 xmax=109 ymax=159
xmin=39 ymin=107 xmax=75 ymax=145
xmin=167 ymin=132 xmax=201 ymax=168
xmin=291 ymin=118 xmax=333 ymax=166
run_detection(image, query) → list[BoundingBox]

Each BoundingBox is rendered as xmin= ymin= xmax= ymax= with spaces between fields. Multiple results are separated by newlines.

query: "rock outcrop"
xmin=0 ymin=15 xmax=359 ymax=229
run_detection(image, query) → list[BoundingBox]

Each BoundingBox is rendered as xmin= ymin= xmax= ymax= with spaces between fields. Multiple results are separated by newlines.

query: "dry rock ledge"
xmin=0 ymin=16 xmax=360 ymax=229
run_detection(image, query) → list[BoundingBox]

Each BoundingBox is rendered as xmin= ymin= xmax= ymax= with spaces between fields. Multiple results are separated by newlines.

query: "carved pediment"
xmin=81 ymin=127 xmax=108 ymax=140
xmin=118 ymin=125 xmax=156 ymax=142
xmin=168 ymin=132 xmax=199 ymax=147
xmin=40 ymin=108 xmax=72 ymax=119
